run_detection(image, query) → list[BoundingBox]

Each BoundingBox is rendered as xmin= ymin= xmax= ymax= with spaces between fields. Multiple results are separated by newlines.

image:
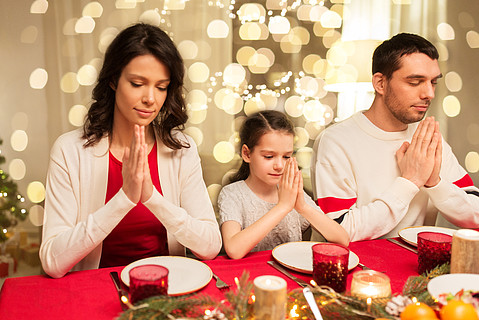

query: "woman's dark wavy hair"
xmin=82 ymin=23 xmax=189 ymax=149
xmin=230 ymin=110 xmax=295 ymax=183
xmin=372 ymin=33 xmax=439 ymax=79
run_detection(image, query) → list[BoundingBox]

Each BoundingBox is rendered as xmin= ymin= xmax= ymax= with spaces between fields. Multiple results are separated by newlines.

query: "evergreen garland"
xmin=117 ymin=264 xmax=450 ymax=320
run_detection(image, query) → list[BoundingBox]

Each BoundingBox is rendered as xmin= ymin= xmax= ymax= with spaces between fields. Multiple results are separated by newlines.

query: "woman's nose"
xmin=142 ymin=88 xmax=155 ymax=105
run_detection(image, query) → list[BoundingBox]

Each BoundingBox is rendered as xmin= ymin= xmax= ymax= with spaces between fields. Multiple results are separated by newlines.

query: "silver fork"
xmin=212 ymin=273 xmax=230 ymax=290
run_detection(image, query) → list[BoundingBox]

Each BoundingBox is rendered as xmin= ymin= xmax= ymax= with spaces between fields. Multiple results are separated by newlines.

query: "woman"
xmin=40 ymin=23 xmax=222 ymax=278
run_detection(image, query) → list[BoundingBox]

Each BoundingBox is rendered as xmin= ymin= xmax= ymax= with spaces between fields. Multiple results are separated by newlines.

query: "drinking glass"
xmin=312 ymin=243 xmax=349 ymax=292
xmin=129 ymin=264 xmax=168 ymax=304
xmin=417 ymin=232 xmax=452 ymax=274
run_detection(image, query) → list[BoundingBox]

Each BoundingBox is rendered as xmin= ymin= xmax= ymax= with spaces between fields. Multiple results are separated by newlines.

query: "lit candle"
xmin=254 ymin=275 xmax=287 ymax=320
xmin=350 ymin=270 xmax=391 ymax=299
xmin=451 ymin=229 xmax=479 ymax=274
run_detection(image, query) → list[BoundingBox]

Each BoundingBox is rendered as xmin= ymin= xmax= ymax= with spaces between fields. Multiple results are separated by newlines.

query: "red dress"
xmin=99 ymin=142 xmax=168 ymax=268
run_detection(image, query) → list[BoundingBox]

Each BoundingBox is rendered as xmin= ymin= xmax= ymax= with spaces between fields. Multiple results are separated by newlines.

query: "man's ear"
xmin=372 ymin=72 xmax=386 ymax=95
xmin=241 ymin=144 xmax=251 ymax=163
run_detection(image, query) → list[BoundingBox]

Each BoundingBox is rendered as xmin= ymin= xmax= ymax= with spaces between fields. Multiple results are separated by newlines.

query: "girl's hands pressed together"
xmin=277 ymin=157 xmax=299 ymax=212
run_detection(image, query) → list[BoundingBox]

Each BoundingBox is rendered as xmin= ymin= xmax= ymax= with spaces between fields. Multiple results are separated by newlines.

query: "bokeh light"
xmin=27 ymin=181 xmax=46 ymax=203
xmin=61 ymin=72 xmax=80 ymax=93
xmin=295 ymin=147 xmax=313 ymax=169
xmin=207 ymin=20 xmax=230 ymax=38
xmin=68 ymin=105 xmax=88 ymax=127
xmin=213 ymin=141 xmax=235 ymax=163
xmin=223 ymin=63 xmax=246 ymax=87
xmin=184 ymin=126 xmax=204 ymax=146
xmin=437 ymin=22 xmax=455 ymax=40
xmin=466 ymin=31 xmax=479 ymax=48
xmin=295 ymin=127 xmax=309 ymax=148
xmin=207 ymin=184 xmax=222 ymax=206
xmin=83 ymin=1 xmax=103 ymax=18
xmin=178 ymin=40 xmax=198 ymax=60
xmin=285 ymin=96 xmax=305 ymax=118
xmin=442 ymin=95 xmax=461 ymax=117
xmin=30 ymin=0 xmax=48 ymax=14
xmin=244 ymin=97 xmax=266 ymax=115
xmin=11 ymin=130 xmax=28 ymax=152
xmin=75 ymin=16 xmax=95 ymax=33
xmin=29 ymin=68 xmax=48 ymax=89
xmin=268 ymin=16 xmax=290 ymax=34
xmin=186 ymin=89 xmax=208 ymax=111
xmin=188 ymin=62 xmax=210 ymax=83
xmin=29 ymin=205 xmax=45 ymax=227
xmin=445 ymin=71 xmax=463 ymax=92
xmin=77 ymin=64 xmax=98 ymax=86
xmin=465 ymin=152 xmax=479 ymax=173
xmin=139 ymin=9 xmax=161 ymax=25
xmin=9 ymin=159 xmax=26 ymax=181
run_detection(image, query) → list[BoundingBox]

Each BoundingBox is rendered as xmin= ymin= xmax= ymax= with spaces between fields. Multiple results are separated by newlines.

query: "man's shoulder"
xmin=320 ymin=115 xmax=360 ymax=141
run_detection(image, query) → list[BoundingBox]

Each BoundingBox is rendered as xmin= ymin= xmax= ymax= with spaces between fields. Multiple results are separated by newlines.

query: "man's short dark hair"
xmin=372 ymin=33 xmax=439 ymax=79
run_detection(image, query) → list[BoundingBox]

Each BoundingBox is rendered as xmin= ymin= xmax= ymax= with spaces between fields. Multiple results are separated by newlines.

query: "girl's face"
xmin=242 ymin=130 xmax=294 ymax=187
xmin=113 ymin=54 xmax=170 ymax=129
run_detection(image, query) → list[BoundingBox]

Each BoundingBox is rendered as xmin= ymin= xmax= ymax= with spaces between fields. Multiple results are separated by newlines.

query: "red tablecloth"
xmin=0 ymin=238 xmax=418 ymax=320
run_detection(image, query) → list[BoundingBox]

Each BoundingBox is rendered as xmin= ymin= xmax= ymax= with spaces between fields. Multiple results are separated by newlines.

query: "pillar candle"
xmin=451 ymin=229 xmax=479 ymax=274
xmin=253 ymin=275 xmax=287 ymax=320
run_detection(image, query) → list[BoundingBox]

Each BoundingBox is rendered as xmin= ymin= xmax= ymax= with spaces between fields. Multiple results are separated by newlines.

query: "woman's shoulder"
xmin=52 ymin=128 xmax=85 ymax=151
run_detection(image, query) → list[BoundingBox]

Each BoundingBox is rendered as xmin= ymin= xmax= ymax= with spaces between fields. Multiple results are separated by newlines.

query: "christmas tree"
xmin=0 ymin=138 xmax=28 ymax=243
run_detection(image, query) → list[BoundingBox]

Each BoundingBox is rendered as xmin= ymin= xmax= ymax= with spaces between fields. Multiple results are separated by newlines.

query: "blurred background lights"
xmin=187 ymin=89 xmax=208 ymax=111
xmin=239 ymin=22 xmax=262 ymax=40
xmin=99 ymin=27 xmax=119 ymax=53
xmin=295 ymin=147 xmax=313 ymax=169
xmin=309 ymin=5 xmax=328 ymax=22
xmin=164 ymin=0 xmax=186 ymax=11
xmin=11 ymin=112 xmax=28 ymax=131
xmin=207 ymin=20 xmax=230 ymax=38
xmin=29 ymin=68 xmax=48 ymax=89
xmin=206 ymin=184 xmax=222 ymax=207
xmin=236 ymin=46 xmax=256 ymax=65
xmin=60 ymin=72 xmax=80 ymax=93
xmin=320 ymin=10 xmax=342 ymax=28
xmin=178 ymin=40 xmax=198 ymax=60
xmin=184 ymin=126 xmax=204 ymax=146
xmin=294 ymin=127 xmax=310 ymax=148
xmin=83 ymin=1 xmax=103 ymax=18
xmin=244 ymin=97 xmax=266 ymax=115
xmin=445 ymin=71 xmax=463 ymax=92
xmin=458 ymin=11 xmax=475 ymax=28
xmin=304 ymin=121 xmax=324 ymax=141
xmin=29 ymin=205 xmax=45 ymax=227
xmin=435 ymin=42 xmax=449 ymax=61
xmin=20 ymin=26 xmax=38 ymax=44
xmin=11 ymin=130 xmax=28 ymax=152
xmin=139 ymin=9 xmax=161 ymax=25
xmin=188 ymin=62 xmax=210 ymax=83
xmin=297 ymin=4 xmax=312 ymax=21
xmin=303 ymin=101 xmax=333 ymax=125
xmin=77 ymin=64 xmax=98 ymax=86
xmin=115 ymin=0 xmax=137 ymax=9
xmin=442 ymin=95 xmax=461 ymax=117
xmin=223 ymin=63 xmax=246 ymax=87
xmin=465 ymin=152 xmax=479 ymax=173
xmin=68 ymin=105 xmax=88 ymax=127
xmin=213 ymin=141 xmax=235 ymax=163
xmin=238 ymin=3 xmax=265 ymax=22
xmin=297 ymin=76 xmax=319 ymax=97
xmin=466 ymin=31 xmax=479 ymax=48
xmin=27 ymin=181 xmax=45 ymax=204
xmin=285 ymin=96 xmax=305 ymax=118
xmin=30 ymin=0 xmax=48 ymax=14
xmin=188 ymin=109 xmax=207 ymax=124
xmin=437 ymin=22 xmax=455 ymax=40
xmin=268 ymin=16 xmax=290 ymax=34
xmin=9 ymin=159 xmax=26 ymax=181
xmin=75 ymin=16 xmax=95 ymax=33
xmin=223 ymin=93 xmax=244 ymax=115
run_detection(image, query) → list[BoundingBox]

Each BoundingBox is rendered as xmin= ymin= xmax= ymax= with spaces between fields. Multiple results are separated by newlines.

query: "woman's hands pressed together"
xmin=121 ymin=125 xmax=154 ymax=203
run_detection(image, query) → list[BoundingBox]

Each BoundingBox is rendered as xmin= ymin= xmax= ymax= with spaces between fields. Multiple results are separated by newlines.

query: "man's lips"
xmin=412 ymin=105 xmax=429 ymax=112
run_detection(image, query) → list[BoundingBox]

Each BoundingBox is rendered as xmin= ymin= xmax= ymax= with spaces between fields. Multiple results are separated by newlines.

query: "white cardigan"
xmin=40 ymin=129 xmax=222 ymax=278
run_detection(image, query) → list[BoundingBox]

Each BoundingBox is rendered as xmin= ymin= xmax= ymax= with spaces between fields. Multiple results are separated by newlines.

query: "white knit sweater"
xmin=311 ymin=112 xmax=479 ymax=242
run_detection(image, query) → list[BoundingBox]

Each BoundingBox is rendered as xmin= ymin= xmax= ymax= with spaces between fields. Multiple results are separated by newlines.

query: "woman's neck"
xmin=109 ymin=124 xmax=155 ymax=160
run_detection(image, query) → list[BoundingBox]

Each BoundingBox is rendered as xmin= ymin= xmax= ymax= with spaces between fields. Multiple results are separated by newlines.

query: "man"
xmin=311 ymin=33 xmax=479 ymax=242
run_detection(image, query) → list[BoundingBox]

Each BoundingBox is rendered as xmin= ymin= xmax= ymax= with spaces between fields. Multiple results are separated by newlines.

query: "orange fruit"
xmin=400 ymin=302 xmax=438 ymax=320
xmin=439 ymin=300 xmax=479 ymax=320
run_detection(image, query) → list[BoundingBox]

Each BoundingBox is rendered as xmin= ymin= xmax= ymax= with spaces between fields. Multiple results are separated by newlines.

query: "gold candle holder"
xmin=350 ymin=270 xmax=391 ymax=299
xmin=451 ymin=229 xmax=479 ymax=274
xmin=253 ymin=275 xmax=287 ymax=320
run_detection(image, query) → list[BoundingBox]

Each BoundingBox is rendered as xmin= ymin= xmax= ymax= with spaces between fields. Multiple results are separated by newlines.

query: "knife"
xmin=109 ymin=271 xmax=131 ymax=311
xmin=303 ymin=287 xmax=324 ymax=320
xmin=267 ymin=261 xmax=310 ymax=288
xmin=387 ymin=238 xmax=418 ymax=254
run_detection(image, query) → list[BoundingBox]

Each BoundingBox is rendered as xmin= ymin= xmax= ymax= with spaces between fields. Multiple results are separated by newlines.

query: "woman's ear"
xmin=109 ymin=82 xmax=116 ymax=91
xmin=241 ymin=144 xmax=251 ymax=163
xmin=372 ymin=72 xmax=386 ymax=95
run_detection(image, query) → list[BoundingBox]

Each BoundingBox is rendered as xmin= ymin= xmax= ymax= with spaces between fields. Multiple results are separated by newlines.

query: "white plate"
xmin=272 ymin=241 xmax=359 ymax=274
xmin=121 ymin=256 xmax=212 ymax=296
xmin=398 ymin=226 xmax=456 ymax=246
xmin=427 ymin=274 xmax=479 ymax=299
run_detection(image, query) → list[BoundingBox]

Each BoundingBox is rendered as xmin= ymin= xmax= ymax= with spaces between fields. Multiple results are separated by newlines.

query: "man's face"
xmin=383 ymin=52 xmax=442 ymax=127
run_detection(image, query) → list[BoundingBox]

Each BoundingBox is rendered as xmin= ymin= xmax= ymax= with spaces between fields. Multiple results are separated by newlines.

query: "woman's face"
xmin=113 ymin=54 xmax=170 ymax=128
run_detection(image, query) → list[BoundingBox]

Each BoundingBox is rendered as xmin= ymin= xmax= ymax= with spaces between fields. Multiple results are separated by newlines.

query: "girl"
xmin=40 ymin=23 xmax=221 ymax=278
xmin=218 ymin=110 xmax=349 ymax=259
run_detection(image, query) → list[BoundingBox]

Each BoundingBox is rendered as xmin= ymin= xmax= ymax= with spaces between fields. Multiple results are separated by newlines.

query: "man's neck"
xmin=363 ymin=98 xmax=408 ymax=132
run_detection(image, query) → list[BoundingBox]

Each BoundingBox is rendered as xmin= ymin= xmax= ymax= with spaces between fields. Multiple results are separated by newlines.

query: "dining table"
xmin=0 ymin=238 xmax=420 ymax=320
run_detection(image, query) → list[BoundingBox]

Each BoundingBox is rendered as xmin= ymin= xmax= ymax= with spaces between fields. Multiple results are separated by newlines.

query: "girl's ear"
xmin=372 ymin=72 xmax=386 ymax=95
xmin=241 ymin=144 xmax=251 ymax=163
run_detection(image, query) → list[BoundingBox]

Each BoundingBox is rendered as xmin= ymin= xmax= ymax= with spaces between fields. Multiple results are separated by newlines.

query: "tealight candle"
xmin=350 ymin=270 xmax=391 ymax=299
xmin=253 ymin=275 xmax=287 ymax=320
xmin=451 ymin=229 xmax=479 ymax=274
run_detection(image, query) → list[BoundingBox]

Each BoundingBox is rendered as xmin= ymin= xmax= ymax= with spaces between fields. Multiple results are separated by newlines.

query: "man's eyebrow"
xmin=405 ymin=73 xmax=443 ymax=80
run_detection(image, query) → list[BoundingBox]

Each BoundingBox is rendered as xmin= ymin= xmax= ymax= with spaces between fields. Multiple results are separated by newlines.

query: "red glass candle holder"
xmin=417 ymin=232 xmax=452 ymax=275
xmin=312 ymin=243 xmax=349 ymax=292
xmin=129 ymin=265 xmax=168 ymax=304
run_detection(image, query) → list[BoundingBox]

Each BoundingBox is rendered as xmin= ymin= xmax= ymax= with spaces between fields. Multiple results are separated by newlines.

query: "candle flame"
xmin=289 ymin=304 xmax=300 ymax=318
xmin=366 ymin=297 xmax=372 ymax=305
xmin=412 ymin=297 xmax=418 ymax=304
xmin=251 ymin=294 xmax=256 ymax=303
xmin=310 ymin=279 xmax=317 ymax=286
